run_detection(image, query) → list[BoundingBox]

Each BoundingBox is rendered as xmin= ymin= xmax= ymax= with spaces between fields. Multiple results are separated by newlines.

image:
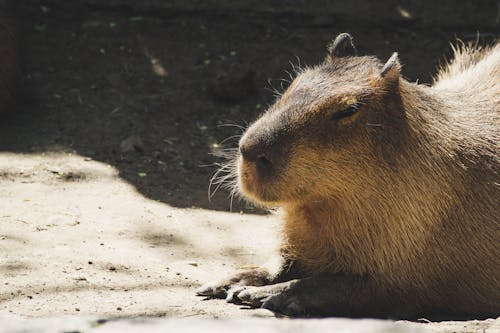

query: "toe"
xmin=262 ymin=294 xmax=303 ymax=316
xmin=195 ymin=284 xmax=213 ymax=296
xmin=281 ymin=299 xmax=304 ymax=317
xmin=261 ymin=294 xmax=280 ymax=311
xmin=226 ymin=286 xmax=246 ymax=304
xmin=196 ymin=283 xmax=227 ymax=298
xmin=238 ymin=287 xmax=271 ymax=308
xmin=236 ymin=289 xmax=251 ymax=302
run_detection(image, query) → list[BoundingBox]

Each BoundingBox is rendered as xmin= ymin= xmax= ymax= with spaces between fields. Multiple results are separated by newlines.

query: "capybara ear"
xmin=380 ymin=52 xmax=401 ymax=84
xmin=327 ymin=33 xmax=357 ymax=57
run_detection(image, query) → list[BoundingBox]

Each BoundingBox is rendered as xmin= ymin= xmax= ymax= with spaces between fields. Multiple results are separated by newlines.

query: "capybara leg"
xmin=255 ymin=273 xmax=410 ymax=318
xmin=229 ymin=280 xmax=299 ymax=307
xmin=197 ymin=256 xmax=301 ymax=300
xmin=196 ymin=268 xmax=275 ymax=299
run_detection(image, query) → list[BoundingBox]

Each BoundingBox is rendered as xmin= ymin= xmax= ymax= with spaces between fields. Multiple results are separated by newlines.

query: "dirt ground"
xmin=0 ymin=0 xmax=499 ymax=331
xmin=0 ymin=152 xmax=281 ymax=318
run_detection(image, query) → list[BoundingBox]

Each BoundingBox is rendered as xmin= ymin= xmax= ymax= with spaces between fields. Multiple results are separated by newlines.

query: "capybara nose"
xmin=239 ymin=140 xmax=274 ymax=173
xmin=239 ymin=140 xmax=260 ymax=162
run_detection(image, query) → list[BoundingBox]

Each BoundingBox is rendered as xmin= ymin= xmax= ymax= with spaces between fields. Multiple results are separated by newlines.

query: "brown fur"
xmin=230 ymin=38 xmax=499 ymax=317
xmin=0 ymin=0 xmax=20 ymax=114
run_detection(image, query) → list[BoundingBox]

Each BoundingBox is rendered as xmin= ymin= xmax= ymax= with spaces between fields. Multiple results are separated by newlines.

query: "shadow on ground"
xmin=1 ymin=0 xmax=498 ymax=211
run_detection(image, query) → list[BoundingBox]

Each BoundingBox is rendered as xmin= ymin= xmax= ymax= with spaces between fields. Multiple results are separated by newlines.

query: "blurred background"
xmin=1 ymin=0 xmax=499 ymax=212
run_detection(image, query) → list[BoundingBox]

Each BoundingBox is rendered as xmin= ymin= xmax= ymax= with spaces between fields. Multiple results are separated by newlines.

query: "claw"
xmin=226 ymin=286 xmax=246 ymax=304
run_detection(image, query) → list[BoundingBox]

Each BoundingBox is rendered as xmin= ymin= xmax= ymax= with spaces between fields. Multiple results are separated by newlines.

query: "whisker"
xmin=211 ymin=172 xmax=236 ymax=184
xmin=205 ymin=123 xmax=243 ymax=208
xmin=198 ymin=163 xmax=219 ymax=168
xmin=229 ymin=191 xmax=234 ymax=212
xmin=208 ymin=166 xmax=229 ymax=201
xmin=217 ymin=123 xmax=246 ymax=132
xmin=264 ymin=86 xmax=282 ymax=99
xmin=284 ymin=70 xmax=294 ymax=83
xmin=219 ymin=135 xmax=242 ymax=145
xmin=210 ymin=173 xmax=235 ymax=199
xmin=266 ymin=78 xmax=282 ymax=98
xmin=295 ymin=55 xmax=303 ymax=70
xmin=291 ymin=55 xmax=304 ymax=74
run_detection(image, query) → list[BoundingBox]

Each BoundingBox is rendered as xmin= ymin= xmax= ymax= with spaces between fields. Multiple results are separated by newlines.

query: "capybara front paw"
xmin=230 ymin=280 xmax=298 ymax=308
xmin=262 ymin=292 xmax=306 ymax=316
xmin=225 ymin=286 xmax=247 ymax=304
xmin=231 ymin=286 xmax=273 ymax=307
xmin=196 ymin=269 xmax=272 ymax=299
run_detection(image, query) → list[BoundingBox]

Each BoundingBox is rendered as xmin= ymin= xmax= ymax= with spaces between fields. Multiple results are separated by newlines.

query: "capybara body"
xmin=0 ymin=0 xmax=20 ymax=114
xmin=198 ymin=33 xmax=499 ymax=319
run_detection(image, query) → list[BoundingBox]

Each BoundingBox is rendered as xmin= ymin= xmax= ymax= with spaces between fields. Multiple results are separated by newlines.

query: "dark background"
xmin=2 ymin=0 xmax=499 ymax=211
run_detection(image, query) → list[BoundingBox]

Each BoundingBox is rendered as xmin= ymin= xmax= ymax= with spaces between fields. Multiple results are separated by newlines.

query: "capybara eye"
xmin=331 ymin=104 xmax=360 ymax=120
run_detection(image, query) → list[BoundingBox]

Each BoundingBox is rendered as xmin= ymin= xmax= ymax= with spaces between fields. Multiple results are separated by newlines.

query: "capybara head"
xmin=237 ymin=33 xmax=404 ymax=206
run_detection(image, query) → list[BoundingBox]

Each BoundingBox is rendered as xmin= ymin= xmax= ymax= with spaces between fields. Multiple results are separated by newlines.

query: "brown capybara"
xmin=198 ymin=33 xmax=499 ymax=319
xmin=0 ymin=0 xmax=20 ymax=114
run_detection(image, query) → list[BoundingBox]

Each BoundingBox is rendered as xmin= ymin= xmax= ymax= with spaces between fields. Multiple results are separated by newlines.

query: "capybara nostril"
xmin=255 ymin=155 xmax=273 ymax=174
xmin=239 ymin=141 xmax=274 ymax=175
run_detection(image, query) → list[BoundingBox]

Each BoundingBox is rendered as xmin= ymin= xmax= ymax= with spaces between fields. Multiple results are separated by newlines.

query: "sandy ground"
xmin=0 ymin=152 xmax=280 ymax=318
xmin=1 ymin=152 xmax=499 ymax=332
